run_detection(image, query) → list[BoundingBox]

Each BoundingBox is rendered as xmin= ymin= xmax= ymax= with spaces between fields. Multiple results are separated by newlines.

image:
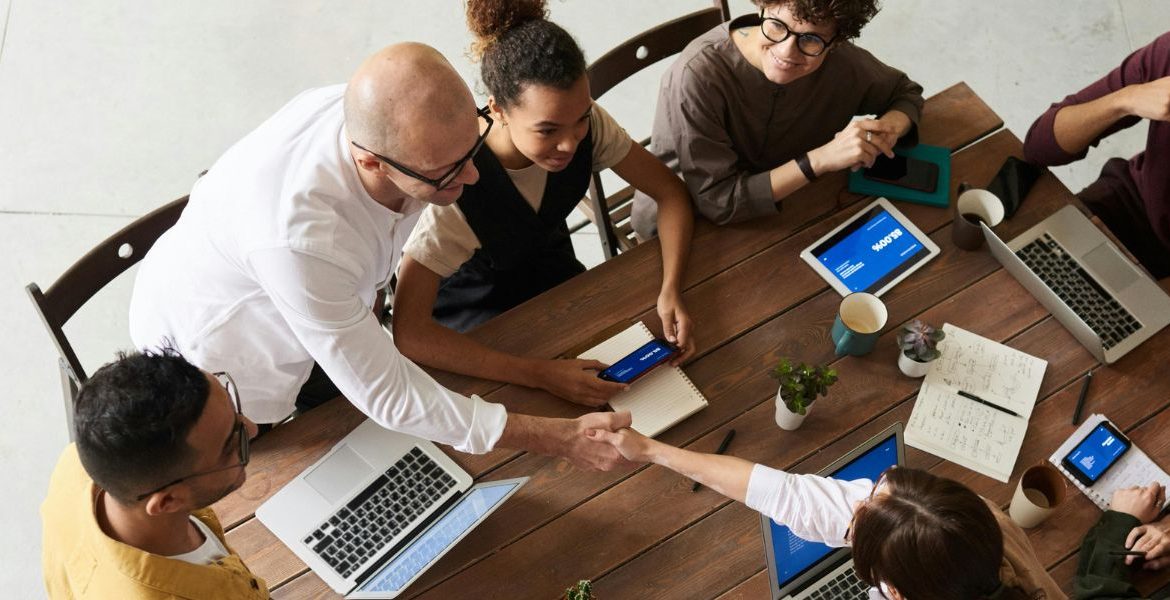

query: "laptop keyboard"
xmin=301 ymin=447 xmax=457 ymax=579
xmin=805 ymin=565 xmax=869 ymax=600
xmin=1016 ymin=234 xmax=1140 ymax=349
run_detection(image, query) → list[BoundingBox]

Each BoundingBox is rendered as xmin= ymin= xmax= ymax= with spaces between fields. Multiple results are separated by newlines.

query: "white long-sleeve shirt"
xmin=129 ymin=85 xmax=506 ymax=454
xmin=745 ymin=464 xmax=873 ymax=548
xmin=746 ymin=465 xmax=890 ymax=599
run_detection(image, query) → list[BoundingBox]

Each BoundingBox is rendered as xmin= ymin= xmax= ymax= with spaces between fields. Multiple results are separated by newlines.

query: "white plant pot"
xmin=898 ymin=352 xmax=932 ymax=378
xmin=775 ymin=389 xmax=808 ymax=430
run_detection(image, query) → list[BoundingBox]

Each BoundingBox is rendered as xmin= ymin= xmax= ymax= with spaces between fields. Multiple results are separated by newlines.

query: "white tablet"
xmin=800 ymin=197 xmax=940 ymax=297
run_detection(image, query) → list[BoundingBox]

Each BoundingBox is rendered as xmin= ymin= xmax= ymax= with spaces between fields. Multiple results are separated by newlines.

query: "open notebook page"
xmin=578 ymin=322 xmax=707 ymax=437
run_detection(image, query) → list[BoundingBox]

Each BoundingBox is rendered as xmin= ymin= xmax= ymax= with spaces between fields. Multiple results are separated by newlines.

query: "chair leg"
xmin=588 ymin=177 xmax=621 ymax=260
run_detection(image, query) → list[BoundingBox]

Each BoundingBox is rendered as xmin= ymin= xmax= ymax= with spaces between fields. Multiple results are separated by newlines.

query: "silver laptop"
xmin=256 ymin=419 xmax=527 ymax=598
xmin=760 ymin=423 xmax=905 ymax=600
xmin=982 ymin=205 xmax=1170 ymax=364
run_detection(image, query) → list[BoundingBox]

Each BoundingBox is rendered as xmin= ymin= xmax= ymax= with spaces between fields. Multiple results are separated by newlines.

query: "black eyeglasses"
xmin=135 ymin=372 xmax=250 ymax=501
xmin=759 ymin=10 xmax=838 ymax=57
xmin=351 ymin=105 xmax=493 ymax=190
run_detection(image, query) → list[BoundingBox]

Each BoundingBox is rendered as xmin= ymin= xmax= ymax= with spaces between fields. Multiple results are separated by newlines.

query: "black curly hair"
xmin=466 ymin=0 xmax=586 ymax=109
xmin=73 ymin=347 xmax=209 ymax=503
xmin=755 ymin=0 xmax=881 ymax=39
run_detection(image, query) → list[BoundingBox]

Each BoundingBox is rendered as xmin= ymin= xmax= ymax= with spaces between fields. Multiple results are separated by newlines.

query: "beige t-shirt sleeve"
xmin=590 ymin=102 xmax=635 ymax=171
xmin=401 ymin=203 xmax=480 ymax=278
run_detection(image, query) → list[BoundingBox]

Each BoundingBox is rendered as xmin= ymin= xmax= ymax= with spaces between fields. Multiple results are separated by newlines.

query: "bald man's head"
xmin=344 ymin=42 xmax=476 ymax=161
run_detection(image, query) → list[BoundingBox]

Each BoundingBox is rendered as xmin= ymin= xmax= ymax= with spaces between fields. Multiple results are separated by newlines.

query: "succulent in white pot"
xmin=896 ymin=320 xmax=945 ymax=378
xmin=770 ymin=358 xmax=838 ymax=430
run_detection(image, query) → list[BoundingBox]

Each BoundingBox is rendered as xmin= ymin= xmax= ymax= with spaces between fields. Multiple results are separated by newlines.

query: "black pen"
xmin=1072 ymin=370 xmax=1093 ymax=425
xmin=957 ymin=390 xmax=1021 ymax=418
xmin=693 ymin=429 xmax=736 ymax=492
xmin=1108 ymin=550 xmax=1146 ymax=557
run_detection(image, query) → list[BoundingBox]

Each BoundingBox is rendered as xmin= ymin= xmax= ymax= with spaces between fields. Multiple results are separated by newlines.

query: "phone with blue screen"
xmin=1061 ymin=421 xmax=1131 ymax=486
xmin=597 ymin=338 xmax=677 ymax=384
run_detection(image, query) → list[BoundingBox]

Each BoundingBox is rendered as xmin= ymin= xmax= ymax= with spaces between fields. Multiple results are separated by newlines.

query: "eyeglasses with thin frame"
xmin=134 ymin=372 xmax=250 ymax=501
xmin=759 ymin=10 xmax=839 ymax=57
xmin=351 ymin=105 xmax=493 ymax=190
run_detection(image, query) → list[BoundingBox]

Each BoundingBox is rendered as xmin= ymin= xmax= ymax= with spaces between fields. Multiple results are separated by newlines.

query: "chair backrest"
xmin=584 ymin=3 xmax=729 ymax=258
xmin=26 ymin=195 xmax=189 ymax=437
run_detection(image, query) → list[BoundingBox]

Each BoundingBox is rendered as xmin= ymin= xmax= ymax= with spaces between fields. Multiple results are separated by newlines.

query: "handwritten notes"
xmin=905 ymin=324 xmax=1048 ymax=482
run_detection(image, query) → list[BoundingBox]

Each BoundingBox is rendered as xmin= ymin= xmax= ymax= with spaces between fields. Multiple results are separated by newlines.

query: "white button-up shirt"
xmin=129 ymin=85 xmax=506 ymax=454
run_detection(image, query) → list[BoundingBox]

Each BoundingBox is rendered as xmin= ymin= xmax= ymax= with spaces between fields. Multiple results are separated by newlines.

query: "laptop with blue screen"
xmin=256 ymin=419 xmax=527 ymax=598
xmin=760 ymin=422 xmax=905 ymax=600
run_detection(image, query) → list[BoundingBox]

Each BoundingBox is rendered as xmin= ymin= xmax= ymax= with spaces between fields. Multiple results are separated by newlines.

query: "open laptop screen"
xmin=767 ymin=434 xmax=899 ymax=589
xmin=354 ymin=480 xmax=522 ymax=595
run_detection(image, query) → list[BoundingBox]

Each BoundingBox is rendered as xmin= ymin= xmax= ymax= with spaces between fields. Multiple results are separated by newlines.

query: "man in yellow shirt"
xmin=41 ymin=348 xmax=266 ymax=598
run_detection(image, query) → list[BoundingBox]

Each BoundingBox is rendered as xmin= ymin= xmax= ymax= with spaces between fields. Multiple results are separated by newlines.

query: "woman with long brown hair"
xmin=589 ymin=425 xmax=1169 ymax=599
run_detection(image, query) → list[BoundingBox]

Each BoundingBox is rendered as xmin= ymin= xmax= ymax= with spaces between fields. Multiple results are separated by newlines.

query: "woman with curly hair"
xmin=631 ymin=0 xmax=924 ymax=238
xmin=394 ymin=0 xmax=695 ymax=408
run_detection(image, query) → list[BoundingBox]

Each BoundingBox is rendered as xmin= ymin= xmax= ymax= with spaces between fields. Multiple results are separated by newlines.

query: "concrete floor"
xmin=2 ymin=1 xmax=1166 ymax=597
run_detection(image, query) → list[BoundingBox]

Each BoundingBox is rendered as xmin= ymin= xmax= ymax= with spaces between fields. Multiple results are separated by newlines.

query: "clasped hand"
xmin=1111 ymin=482 xmax=1170 ymax=568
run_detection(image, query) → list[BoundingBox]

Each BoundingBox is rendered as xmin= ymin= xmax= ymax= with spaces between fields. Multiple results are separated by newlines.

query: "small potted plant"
xmin=770 ymin=358 xmax=838 ymax=430
xmin=897 ymin=320 xmax=945 ymax=378
xmin=565 ymin=580 xmax=594 ymax=600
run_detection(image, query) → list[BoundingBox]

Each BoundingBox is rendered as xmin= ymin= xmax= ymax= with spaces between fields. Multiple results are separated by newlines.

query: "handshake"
xmin=550 ymin=411 xmax=659 ymax=471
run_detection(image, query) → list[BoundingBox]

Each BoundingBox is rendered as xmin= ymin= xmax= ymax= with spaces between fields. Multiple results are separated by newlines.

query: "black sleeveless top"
xmin=431 ymin=130 xmax=594 ymax=331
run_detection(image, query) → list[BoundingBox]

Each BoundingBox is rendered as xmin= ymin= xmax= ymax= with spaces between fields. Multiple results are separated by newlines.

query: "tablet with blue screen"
xmin=800 ymin=198 xmax=940 ymax=297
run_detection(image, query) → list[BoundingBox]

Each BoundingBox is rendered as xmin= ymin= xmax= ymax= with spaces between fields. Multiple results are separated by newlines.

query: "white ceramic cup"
xmin=1008 ymin=463 xmax=1067 ymax=528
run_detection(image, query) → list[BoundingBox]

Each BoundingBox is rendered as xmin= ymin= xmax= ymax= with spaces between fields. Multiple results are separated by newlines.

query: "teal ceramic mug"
xmin=831 ymin=293 xmax=888 ymax=356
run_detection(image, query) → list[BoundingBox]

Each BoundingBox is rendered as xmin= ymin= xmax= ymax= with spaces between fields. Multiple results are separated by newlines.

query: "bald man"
xmin=129 ymin=43 xmax=630 ymax=470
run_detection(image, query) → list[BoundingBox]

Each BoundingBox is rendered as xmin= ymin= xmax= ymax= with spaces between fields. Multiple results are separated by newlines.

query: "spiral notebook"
xmin=577 ymin=322 xmax=707 ymax=437
xmin=1048 ymin=414 xmax=1170 ymax=510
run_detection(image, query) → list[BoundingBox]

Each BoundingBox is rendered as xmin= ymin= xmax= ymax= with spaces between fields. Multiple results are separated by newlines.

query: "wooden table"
xmin=214 ymin=83 xmax=1170 ymax=599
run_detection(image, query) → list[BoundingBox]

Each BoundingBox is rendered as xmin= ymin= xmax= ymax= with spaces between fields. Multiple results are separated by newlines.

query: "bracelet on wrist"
xmin=796 ymin=152 xmax=818 ymax=182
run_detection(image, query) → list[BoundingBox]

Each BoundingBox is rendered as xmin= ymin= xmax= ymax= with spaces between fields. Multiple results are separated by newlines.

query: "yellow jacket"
xmin=41 ymin=445 xmax=268 ymax=599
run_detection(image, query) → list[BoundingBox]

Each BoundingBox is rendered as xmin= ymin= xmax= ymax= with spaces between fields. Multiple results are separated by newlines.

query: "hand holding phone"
xmin=862 ymin=154 xmax=939 ymax=193
xmin=597 ymin=339 xmax=678 ymax=384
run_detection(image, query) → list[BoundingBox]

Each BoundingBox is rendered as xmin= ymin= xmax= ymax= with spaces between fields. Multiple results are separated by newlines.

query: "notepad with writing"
xmin=1048 ymin=414 xmax=1170 ymax=510
xmin=905 ymin=324 xmax=1048 ymax=482
xmin=577 ymin=322 xmax=707 ymax=437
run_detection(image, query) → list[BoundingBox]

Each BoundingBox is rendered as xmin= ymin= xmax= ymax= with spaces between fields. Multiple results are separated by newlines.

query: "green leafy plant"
xmin=565 ymin=580 xmax=594 ymax=600
xmin=897 ymin=320 xmax=945 ymax=362
xmin=769 ymin=358 xmax=838 ymax=415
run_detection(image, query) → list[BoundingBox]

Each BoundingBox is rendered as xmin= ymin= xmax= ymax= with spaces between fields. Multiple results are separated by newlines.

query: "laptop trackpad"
xmin=1082 ymin=243 xmax=1140 ymax=292
xmin=305 ymin=445 xmax=373 ymax=505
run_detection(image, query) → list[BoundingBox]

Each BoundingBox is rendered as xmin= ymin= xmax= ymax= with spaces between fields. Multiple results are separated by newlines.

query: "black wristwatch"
xmin=796 ymin=152 xmax=817 ymax=182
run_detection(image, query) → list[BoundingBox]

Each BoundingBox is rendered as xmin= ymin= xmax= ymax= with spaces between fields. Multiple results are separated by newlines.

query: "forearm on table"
xmin=768 ymin=159 xmax=813 ymax=204
xmin=647 ymin=440 xmax=753 ymax=503
xmin=393 ymin=316 xmax=543 ymax=389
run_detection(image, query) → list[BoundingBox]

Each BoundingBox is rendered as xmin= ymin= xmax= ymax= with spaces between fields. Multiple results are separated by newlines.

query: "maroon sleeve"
xmin=1023 ymin=32 xmax=1170 ymax=166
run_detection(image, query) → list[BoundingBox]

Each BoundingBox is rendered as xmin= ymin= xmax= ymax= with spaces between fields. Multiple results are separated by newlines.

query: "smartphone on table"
xmin=597 ymin=338 xmax=678 ymax=384
xmin=862 ymin=155 xmax=939 ymax=194
xmin=1061 ymin=421 xmax=1131 ymax=486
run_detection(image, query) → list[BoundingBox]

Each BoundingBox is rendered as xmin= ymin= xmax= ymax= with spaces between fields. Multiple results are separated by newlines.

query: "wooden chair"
xmin=581 ymin=0 xmax=730 ymax=259
xmin=26 ymin=196 xmax=189 ymax=439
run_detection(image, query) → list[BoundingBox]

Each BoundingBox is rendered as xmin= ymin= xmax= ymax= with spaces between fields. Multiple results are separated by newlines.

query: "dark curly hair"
xmin=74 ymin=347 xmax=209 ymax=504
xmin=465 ymin=0 xmax=586 ymax=109
xmin=755 ymin=0 xmax=881 ymax=40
